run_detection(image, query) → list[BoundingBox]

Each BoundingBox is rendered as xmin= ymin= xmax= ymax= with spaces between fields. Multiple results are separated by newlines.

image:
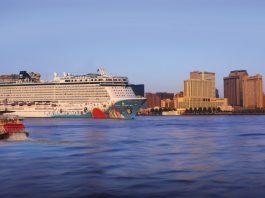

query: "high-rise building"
xmin=129 ymin=84 xmax=145 ymax=97
xmin=156 ymin=92 xmax=174 ymax=100
xmin=184 ymin=71 xmax=215 ymax=98
xmin=215 ymin=89 xmax=219 ymax=98
xmin=242 ymin=74 xmax=263 ymax=108
xmin=263 ymin=94 xmax=265 ymax=108
xmin=223 ymin=70 xmax=248 ymax=107
xmin=145 ymin=93 xmax=161 ymax=108
xmin=175 ymin=71 xmax=229 ymax=110
xmin=190 ymin=71 xmax=215 ymax=81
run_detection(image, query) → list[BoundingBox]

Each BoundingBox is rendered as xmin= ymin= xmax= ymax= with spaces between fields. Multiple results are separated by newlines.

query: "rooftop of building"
xmin=230 ymin=70 xmax=248 ymax=73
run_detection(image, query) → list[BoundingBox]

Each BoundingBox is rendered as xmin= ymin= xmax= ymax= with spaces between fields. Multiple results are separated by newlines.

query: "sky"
xmin=1 ymin=0 xmax=265 ymax=95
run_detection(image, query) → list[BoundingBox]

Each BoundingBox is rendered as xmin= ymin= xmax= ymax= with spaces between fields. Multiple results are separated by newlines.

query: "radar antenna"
xmin=97 ymin=67 xmax=107 ymax=76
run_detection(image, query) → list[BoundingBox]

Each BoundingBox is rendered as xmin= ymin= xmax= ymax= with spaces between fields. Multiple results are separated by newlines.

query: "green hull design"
xmin=107 ymin=99 xmax=146 ymax=119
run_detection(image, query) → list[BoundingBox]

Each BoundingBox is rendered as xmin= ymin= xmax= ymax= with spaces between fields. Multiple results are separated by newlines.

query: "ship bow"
xmin=108 ymin=99 xmax=146 ymax=119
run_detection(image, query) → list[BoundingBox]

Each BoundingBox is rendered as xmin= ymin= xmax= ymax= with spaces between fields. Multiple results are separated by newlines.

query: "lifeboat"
xmin=0 ymin=116 xmax=28 ymax=140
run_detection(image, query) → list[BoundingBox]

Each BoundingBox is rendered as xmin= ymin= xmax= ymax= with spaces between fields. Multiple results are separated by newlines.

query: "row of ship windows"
xmin=113 ymin=89 xmax=134 ymax=93
xmin=0 ymin=91 xmax=108 ymax=94
xmin=114 ymin=92 xmax=134 ymax=94
xmin=0 ymin=85 xmax=106 ymax=88
xmin=0 ymin=87 xmax=106 ymax=90
xmin=0 ymin=89 xmax=108 ymax=92
xmin=0 ymin=90 xmax=108 ymax=93
xmin=112 ymin=87 xmax=132 ymax=90
xmin=113 ymin=90 xmax=135 ymax=97
xmin=1 ymin=99 xmax=109 ymax=102
xmin=58 ymin=99 xmax=109 ymax=101
xmin=113 ymin=90 xmax=134 ymax=93
xmin=0 ymin=92 xmax=108 ymax=95
xmin=113 ymin=91 xmax=134 ymax=94
xmin=0 ymin=96 xmax=110 ymax=99
xmin=113 ymin=95 xmax=135 ymax=97
xmin=65 ymin=78 xmax=126 ymax=82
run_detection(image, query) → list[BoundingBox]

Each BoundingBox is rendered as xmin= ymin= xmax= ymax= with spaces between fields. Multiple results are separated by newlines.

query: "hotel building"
xmin=175 ymin=71 xmax=229 ymax=110
xmin=184 ymin=71 xmax=215 ymax=98
xmin=242 ymin=74 xmax=263 ymax=108
xmin=224 ymin=70 xmax=264 ymax=109
xmin=263 ymin=94 xmax=265 ymax=108
xmin=223 ymin=70 xmax=248 ymax=107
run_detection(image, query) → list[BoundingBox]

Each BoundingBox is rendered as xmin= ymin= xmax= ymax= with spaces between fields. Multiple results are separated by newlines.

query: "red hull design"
xmin=92 ymin=108 xmax=107 ymax=119
xmin=1 ymin=116 xmax=28 ymax=141
xmin=1 ymin=116 xmax=26 ymax=136
xmin=3 ymin=123 xmax=25 ymax=133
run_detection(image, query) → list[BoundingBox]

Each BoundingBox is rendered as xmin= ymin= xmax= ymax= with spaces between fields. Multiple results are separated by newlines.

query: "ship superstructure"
xmin=0 ymin=68 xmax=146 ymax=119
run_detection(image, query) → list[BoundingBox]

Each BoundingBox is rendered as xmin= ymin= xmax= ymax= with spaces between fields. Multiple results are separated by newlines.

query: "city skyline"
xmin=1 ymin=0 xmax=265 ymax=93
xmin=2 ymin=2 xmax=265 ymax=198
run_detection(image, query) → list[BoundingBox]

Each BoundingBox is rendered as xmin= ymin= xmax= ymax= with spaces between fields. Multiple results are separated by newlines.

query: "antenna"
xmin=98 ymin=67 xmax=107 ymax=76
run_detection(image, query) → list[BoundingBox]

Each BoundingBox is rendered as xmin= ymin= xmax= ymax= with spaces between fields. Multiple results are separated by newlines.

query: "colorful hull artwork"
xmin=107 ymin=99 xmax=146 ymax=119
xmin=51 ymin=99 xmax=146 ymax=119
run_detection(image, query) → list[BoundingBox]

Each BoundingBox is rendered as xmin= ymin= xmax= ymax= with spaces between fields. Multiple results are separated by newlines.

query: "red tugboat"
xmin=0 ymin=116 xmax=28 ymax=140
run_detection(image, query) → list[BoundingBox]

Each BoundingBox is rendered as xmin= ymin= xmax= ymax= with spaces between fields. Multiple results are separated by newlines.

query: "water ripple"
xmin=1 ymin=116 xmax=265 ymax=197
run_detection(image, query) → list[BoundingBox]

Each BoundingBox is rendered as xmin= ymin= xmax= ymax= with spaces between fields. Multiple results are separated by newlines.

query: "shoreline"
xmin=138 ymin=113 xmax=265 ymax=116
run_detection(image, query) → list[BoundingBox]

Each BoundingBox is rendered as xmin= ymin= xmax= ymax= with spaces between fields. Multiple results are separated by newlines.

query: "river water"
xmin=1 ymin=116 xmax=265 ymax=197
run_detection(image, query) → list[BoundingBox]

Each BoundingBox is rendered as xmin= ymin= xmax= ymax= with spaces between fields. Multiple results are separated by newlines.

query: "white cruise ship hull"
xmin=0 ymin=69 xmax=146 ymax=119
xmin=1 ymin=98 xmax=146 ymax=119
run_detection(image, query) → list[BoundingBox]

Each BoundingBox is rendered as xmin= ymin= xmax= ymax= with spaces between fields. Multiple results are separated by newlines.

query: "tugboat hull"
xmin=0 ymin=116 xmax=27 ymax=140
xmin=0 ymin=131 xmax=29 ymax=140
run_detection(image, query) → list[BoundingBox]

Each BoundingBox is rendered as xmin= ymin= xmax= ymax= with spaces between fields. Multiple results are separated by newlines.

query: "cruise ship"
xmin=0 ymin=68 xmax=146 ymax=119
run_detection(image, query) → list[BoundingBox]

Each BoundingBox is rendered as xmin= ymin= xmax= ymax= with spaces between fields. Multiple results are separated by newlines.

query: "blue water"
xmin=1 ymin=116 xmax=265 ymax=197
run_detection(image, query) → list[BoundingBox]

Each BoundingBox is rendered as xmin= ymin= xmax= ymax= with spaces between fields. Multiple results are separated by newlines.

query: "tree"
xmin=212 ymin=107 xmax=216 ymax=113
xmin=198 ymin=107 xmax=203 ymax=114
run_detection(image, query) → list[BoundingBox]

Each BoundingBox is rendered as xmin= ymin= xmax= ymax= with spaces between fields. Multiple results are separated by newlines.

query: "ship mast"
xmin=97 ymin=67 xmax=107 ymax=76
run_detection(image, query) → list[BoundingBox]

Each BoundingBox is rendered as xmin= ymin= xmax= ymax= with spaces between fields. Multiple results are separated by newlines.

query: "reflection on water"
xmin=1 ymin=116 xmax=265 ymax=197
